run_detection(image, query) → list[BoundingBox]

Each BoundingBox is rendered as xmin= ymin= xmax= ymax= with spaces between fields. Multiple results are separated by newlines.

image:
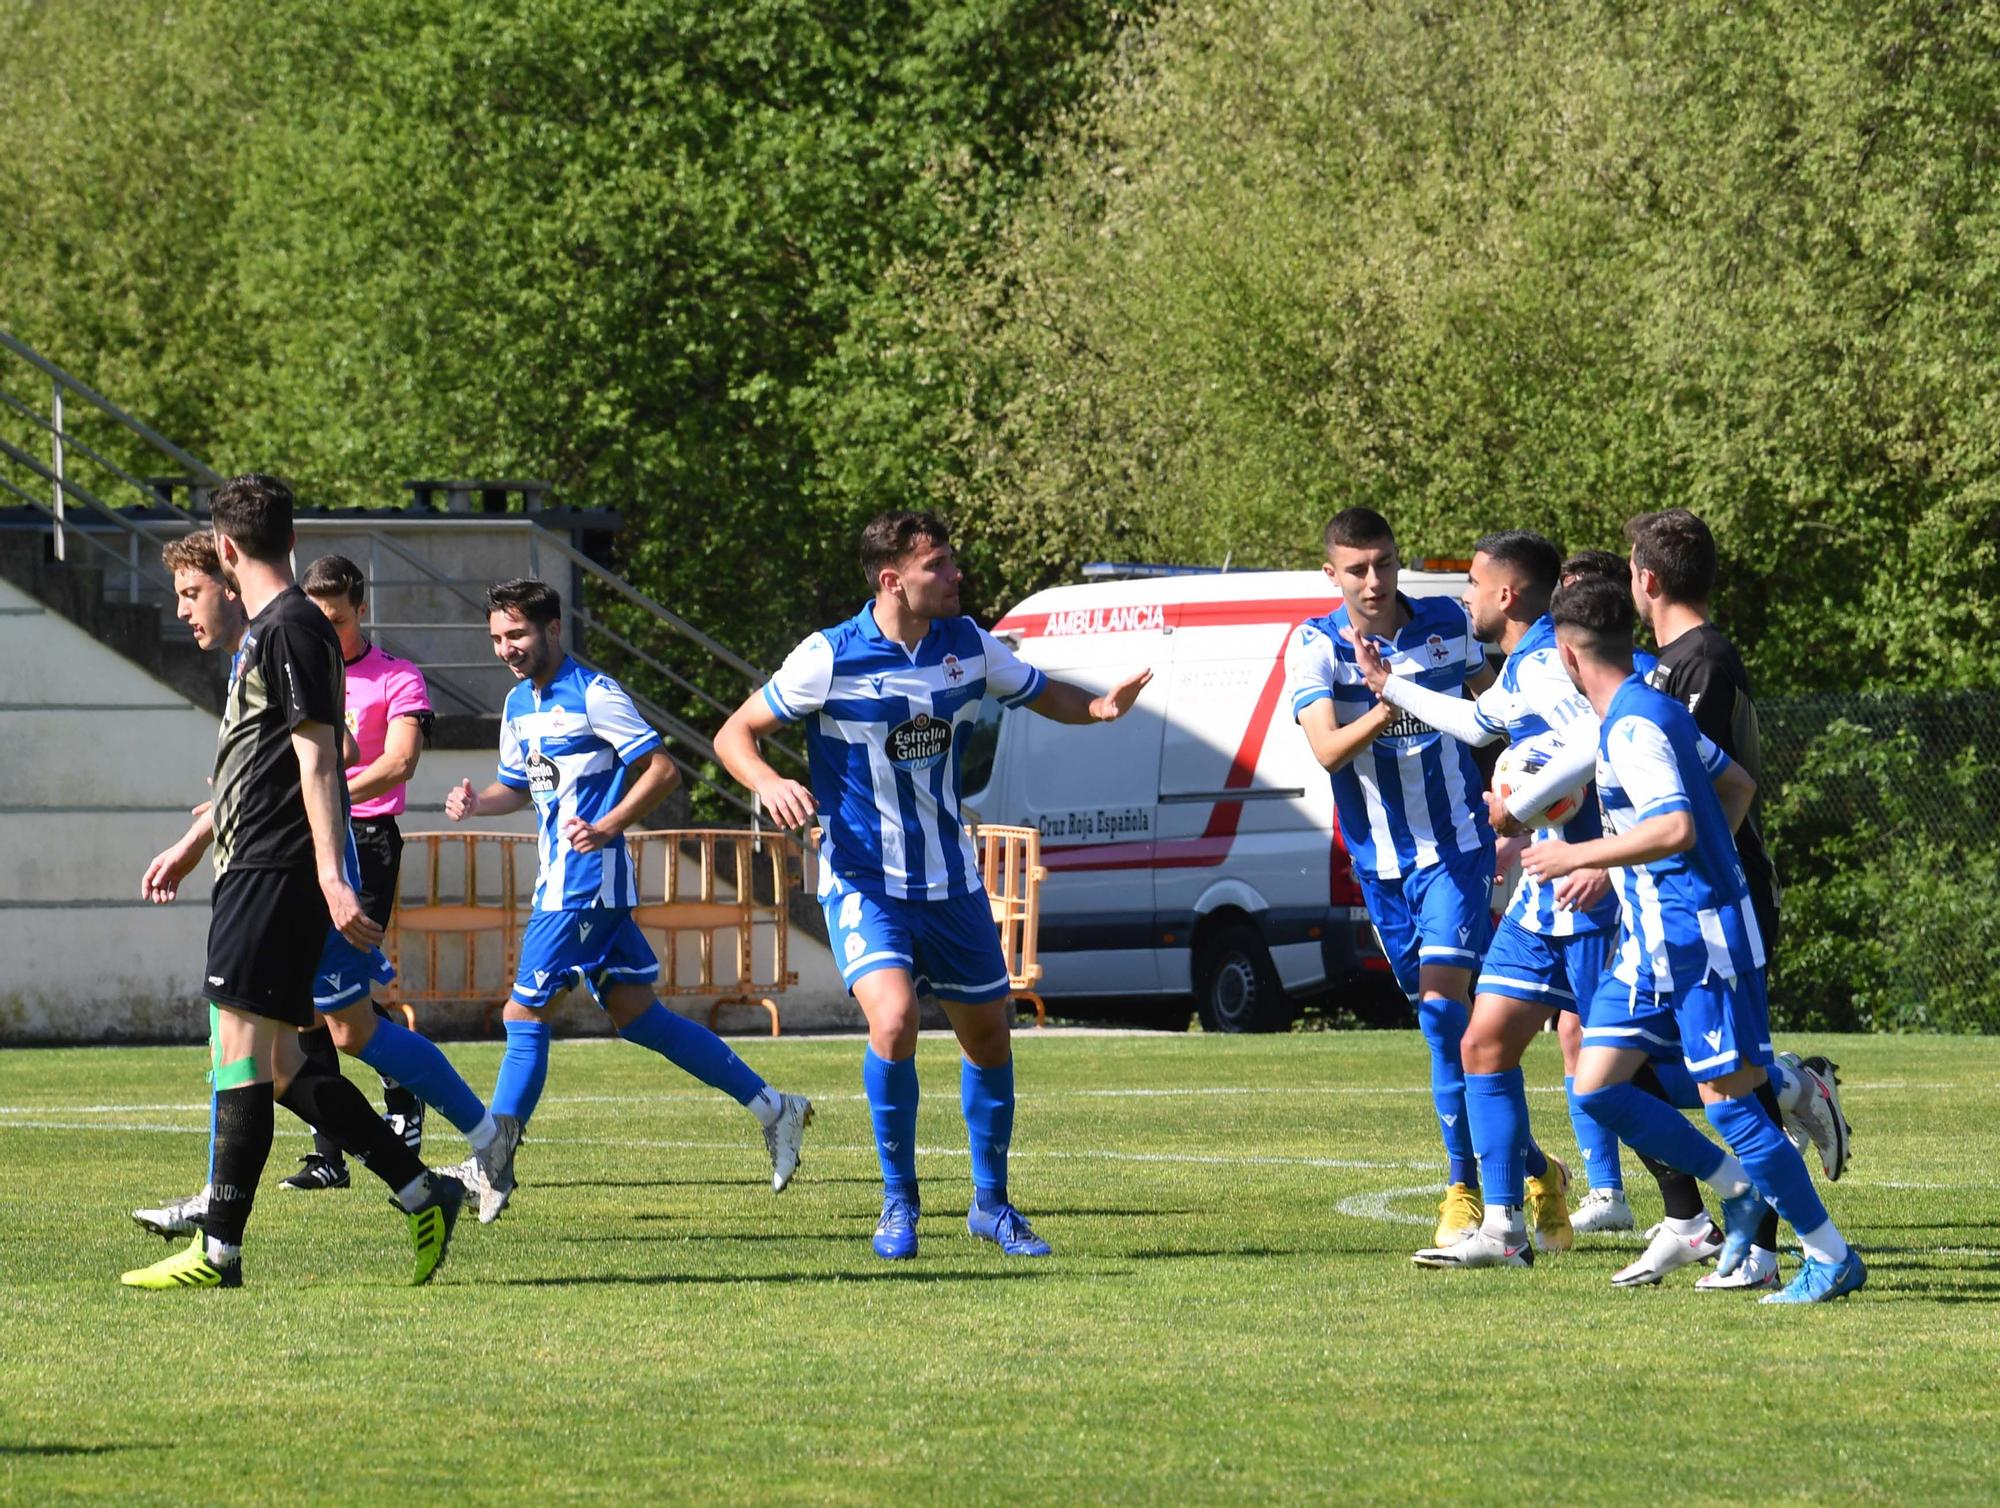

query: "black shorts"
xmin=205 ymin=866 xmax=329 ymax=1028
xmin=350 ymin=816 xmax=404 ymax=929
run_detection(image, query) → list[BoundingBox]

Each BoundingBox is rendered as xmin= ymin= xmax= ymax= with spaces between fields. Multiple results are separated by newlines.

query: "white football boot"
xmin=1570 ymin=1186 xmax=1636 ymax=1236
xmin=1611 ymin=1218 xmax=1722 ymax=1287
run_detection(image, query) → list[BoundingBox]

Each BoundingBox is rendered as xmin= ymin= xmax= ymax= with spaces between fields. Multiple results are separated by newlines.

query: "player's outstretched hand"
xmin=140 ymin=844 xmax=197 ymax=904
xmin=1090 ymin=668 xmax=1153 ymax=721
xmin=445 ymin=778 xmax=478 ymax=822
xmin=756 ymin=778 xmax=817 ymax=829
xmin=1554 ymin=866 xmax=1611 ymax=913
xmin=325 ymin=880 xmax=385 ymax=949
xmin=561 ymin=815 xmax=610 ymax=854
xmin=1521 ymin=838 xmax=1578 ymax=883
xmin=1344 ymin=628 xmax=1392 ymax=695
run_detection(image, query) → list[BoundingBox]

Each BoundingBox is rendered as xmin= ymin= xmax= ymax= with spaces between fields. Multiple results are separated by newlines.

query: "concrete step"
xmin=0 ymin=706 xmax=220 ymax=806
xmin=0 ymin=810 xmax=217 ymax=904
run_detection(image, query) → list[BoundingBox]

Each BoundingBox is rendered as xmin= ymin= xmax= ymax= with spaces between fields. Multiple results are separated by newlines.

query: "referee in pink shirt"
xmin=285 ymin=554 xmax=437 ymax=1190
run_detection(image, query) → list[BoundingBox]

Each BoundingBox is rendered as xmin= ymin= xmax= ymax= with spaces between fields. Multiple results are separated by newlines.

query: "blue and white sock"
xmin=1705 ymin=1094 xmax=1842 ymax=1258
xmin=1575 ymin=1081 xmax=1727 ymax=1185
xmin=961 ymin=1058 xmax=1015 ymax=1212
xmin=356 ymin=1017 xmax=487 ymax=1135
xmin=1567 ymin=1074 xmax=1624 ymax=1191
xmin=617 ymin=1002 xmax=768 ymax=1110
xmin=1417 ymin=994 xmax=1476 ymax=1185
xmin=491 ymin=1017 xmax=551 ymax=1125
xmin=864 ymin=1048 xmax=919 ymax=1201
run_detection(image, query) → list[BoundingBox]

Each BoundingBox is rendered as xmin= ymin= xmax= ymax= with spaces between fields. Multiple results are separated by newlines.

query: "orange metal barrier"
xmin=382 ymin=829 xmax=801 ymax=1035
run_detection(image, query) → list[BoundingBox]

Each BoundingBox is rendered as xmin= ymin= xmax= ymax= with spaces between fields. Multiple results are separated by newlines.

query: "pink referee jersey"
xmin=343 ymin=642 xmax=432 ymax=818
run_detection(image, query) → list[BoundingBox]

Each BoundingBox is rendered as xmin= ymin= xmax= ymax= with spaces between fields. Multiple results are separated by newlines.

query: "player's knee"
xmin=1573 ymin=1082 xmax=1631 ymax=1126
xmin=321 ymin=1006 xmax=373 ymax=1055
xmin=1415 ymin=993 xmax=1469 ymax=1046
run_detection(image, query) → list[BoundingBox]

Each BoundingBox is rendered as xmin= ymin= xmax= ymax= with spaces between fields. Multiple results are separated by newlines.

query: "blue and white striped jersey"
xmin=1471 ymin=616 xmax=1617 ymax=937
xmin=1286 ymin=594 xmax=1492 ymax=880
xmin=496 ymin=657 xmax=664 ymax=911
xmin=762 ymin=604 xmax=1047 ymax=902
xmin=1596 ymin=675 xmax=1766 ymax=995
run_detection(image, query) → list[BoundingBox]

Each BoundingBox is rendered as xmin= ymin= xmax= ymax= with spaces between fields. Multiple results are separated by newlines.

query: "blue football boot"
xmin=872 ymin=1193 xmax=920 ymax=1260
xmin=967 ymin=1201 xmax=1052 ymax=1257
xmin=1761 ymin=1247 xmax=1867 ymax=1304
xmin=1714 ymin=1187 xmax=1766 ymax=1277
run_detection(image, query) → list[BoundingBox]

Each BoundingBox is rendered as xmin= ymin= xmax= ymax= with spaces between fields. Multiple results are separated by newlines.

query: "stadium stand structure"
xmin=0 ymin=329 xmax=854 ymax=1041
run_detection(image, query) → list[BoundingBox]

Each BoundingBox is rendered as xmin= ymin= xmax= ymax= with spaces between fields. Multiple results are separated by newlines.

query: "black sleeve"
xmin=1670 ymin=653 xmax=1741 ymax=758
xmin=264 ymin=622 xmax=344 ymax=731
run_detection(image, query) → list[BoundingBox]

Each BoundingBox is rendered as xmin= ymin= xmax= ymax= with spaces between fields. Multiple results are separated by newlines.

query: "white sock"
xmin=1663 ymin=1212 xmax=1712 ymax=1239
xmin=747 ymin=1087 xmax=783 ymax=1129
xmin=395 ymin=1173 xmax=432 ymax=1212
xmin=205 ymin=1235 xmax=241 ymax=1265
xmin=1771 ymin=1061 xmax=1806 ymax=1115
xmin=1707 ymin=1154 xmax=1752 ymax=1199
xmin=1796 ymin=1219 xmax=1849 ymax=1265
xmin=468 ymin=1112 xmax=499 ymax=1151
xmin=1482 ymin=1205 xmax=1525 ymax=1240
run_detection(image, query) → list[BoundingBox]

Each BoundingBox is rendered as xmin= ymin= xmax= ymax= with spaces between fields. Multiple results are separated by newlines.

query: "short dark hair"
xmin=209 ymin=473 xmax=294 ymax=563
xmin=487 ymin=577 xmax=562 ymax=627
xmin=301 ymin=553 xmax=366 ymax=606
xmin=1472 ymin=530 xmax=1560 ymax=603
xmin=859 ymin=511 xmax=951 ymax=590
xmin=1323 ymin=507 xmax=1394 ymax=555
xmin=1560 ymin=548 xmax=1627 ymax=586
xmin=161 ymin=531 xmax=223 ymax=579
xmin=1550 ymin=576 xmax=1637 ymax=661
xmin=1625 ymin=508 xmax=1716 ymax=603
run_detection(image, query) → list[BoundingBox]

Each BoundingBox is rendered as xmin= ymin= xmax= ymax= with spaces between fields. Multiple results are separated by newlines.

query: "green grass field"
xmin=3 ymin=1030 xmax=1997 ymax=1505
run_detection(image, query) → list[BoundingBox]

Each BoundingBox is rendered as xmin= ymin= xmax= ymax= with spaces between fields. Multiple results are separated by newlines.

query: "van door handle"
xmin=1157 ymin=788 xmax=1305 ymax=804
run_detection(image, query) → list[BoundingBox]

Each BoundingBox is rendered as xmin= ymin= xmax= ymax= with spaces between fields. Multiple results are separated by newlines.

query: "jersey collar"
xmin=855 ymin=600 xmax=936 ymax=659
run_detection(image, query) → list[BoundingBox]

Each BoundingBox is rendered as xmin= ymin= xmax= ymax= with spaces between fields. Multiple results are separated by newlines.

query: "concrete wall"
xmin=0 ymin=575 xmax=856 ymax=1043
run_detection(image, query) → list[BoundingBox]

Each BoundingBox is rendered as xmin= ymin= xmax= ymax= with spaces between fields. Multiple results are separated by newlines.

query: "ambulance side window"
xmin=960 ymin=698 xmax=1005 ymax=805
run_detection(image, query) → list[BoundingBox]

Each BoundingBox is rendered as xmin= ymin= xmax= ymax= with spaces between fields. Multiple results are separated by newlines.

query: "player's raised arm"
xmin=1023 ymin=668 xmax=1152 ymax=725
xmin=1350 ymin=627 xmax=1502 ymax=748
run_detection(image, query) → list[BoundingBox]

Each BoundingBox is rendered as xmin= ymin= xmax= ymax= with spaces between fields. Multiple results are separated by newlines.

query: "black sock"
xmin=1753 ymin=1081 xmax=1786 ymax=1249
xmin=207 ymin=1084 xmax=275 ymax=1248
xmin=278 ymin=1057 xmax=426 ymax=1194
xmin=1631 ymin=1064 xmax=1710 ymax=1221
xmin=296 ymin=1025 xmax=347 ymax=1163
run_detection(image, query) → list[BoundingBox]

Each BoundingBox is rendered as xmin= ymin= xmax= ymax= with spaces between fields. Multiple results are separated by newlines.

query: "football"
xmin=1492 ymin=731 xmax=1590 ymax=829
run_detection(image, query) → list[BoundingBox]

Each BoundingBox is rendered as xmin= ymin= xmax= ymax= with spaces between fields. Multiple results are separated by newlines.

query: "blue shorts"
xmin=1582 ymin=968 xmax=1774 ymax=1081
xmin=823 ymin=887 xmax=1011 ymax=1005
xmin=314 ymin=931 xmax=396 ymax=1012
xmin=512 ymin=907 xmax=659 ymax=1008
xmin=1476 ymin=919 xmax=1610 ymax=1014
xmin=1357 ymin=843 xmax=1496 ymax=997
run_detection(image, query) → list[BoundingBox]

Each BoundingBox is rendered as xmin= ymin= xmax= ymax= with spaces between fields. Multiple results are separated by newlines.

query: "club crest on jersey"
xmin=942 ymin=654 xmax=964 ymax=684
xmin=1427 ymin=633 xmax=1450 ymax=665
xmin=887 ymin=712 xmax=951 ymax=768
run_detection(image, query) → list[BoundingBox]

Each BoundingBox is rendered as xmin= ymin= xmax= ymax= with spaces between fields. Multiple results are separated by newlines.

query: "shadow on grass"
xmin=537 ymin=1175 xmax=883 ymax=1191
xmin=565 ymin=1232 xmax=863 ymax=1245
xmin=0 ymin=1443 xmax=155 ymax=1456
xmin=495 ymin=1267 xmax=1115 ymax=1288
xmin=1119 ymin=1246 xmax=1304 ymax=1260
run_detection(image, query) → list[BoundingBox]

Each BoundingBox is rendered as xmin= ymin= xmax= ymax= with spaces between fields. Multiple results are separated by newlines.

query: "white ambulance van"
xmin=960 ymin=567 xmax=1475 ymax=1031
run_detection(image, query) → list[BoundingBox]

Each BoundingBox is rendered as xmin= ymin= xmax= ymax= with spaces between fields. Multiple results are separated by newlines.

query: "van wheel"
xmin=1194 ymin=922 xmax=1296 ymax=1034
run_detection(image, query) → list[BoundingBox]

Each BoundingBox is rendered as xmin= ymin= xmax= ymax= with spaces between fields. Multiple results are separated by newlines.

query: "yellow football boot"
xmin=1433 ymin=1182 xmax=1484 ymax=1247
xmin=1526 ymin=1155 xmax=1574 ymax=1253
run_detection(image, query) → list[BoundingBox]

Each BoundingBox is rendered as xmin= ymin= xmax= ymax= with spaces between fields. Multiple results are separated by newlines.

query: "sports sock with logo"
xmin=491 ymin=1017 xmax=551 ymax=1124
xmin=356 ymin=1016 xmax=487 ymax=1135
xmin=278 ymin=1057 xmax=427 ymax=1193
xmin=1575 ymin=1081 xmax=1727 ymax=1185
xmin=1751 ymin=1080 xmax=1787 ymax=1252
xmin=1566 ymin=1075 xmax=1624 ymax=1191
xmin=1465 ymin=1069 xmax=1528 ymax=1209
xmin=617 ymin=1001 xmax=767 ymax=1106
xmin=864 ymin=1047 xmax=919 ymax=1200
xmin=1416 ymin=994 xmax=1476 ymax=1186
xmin=961 ymin=1058 xmax=1015 ymax=1211
xmin=205 ymin=1082 xmax=275 ymax=1249
xmin=1631 ymin=1060 xmax=1708 ymax=1219
xmin=1706 ymin=1094 xmax=1839 ymax=1255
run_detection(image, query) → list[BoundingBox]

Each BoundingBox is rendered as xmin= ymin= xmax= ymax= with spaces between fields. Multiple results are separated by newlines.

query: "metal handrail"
xmin=0 ymin=330 xmax=220 ymax=483
xmin=0 ymin=432 xmax=179 ymax=598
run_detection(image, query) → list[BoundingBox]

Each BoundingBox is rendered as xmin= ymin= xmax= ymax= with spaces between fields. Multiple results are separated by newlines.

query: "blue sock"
xmin=1417 ymin=994 xmax=1476 ymax=1185
xmin=1466 ymin=1070 xmax=1528 ymax=1207
xmin=1575 ymin=1082 xmax=1726 ymax=1184
xmin=617 ymin=1002 xmax=767 ymax=1106
xmin=1524 ymin=1138 xmax=1549 ymax=1180
xmin=356 ymin=1018 xmax=486 ymax=1135
xmin=1706 ymin=1093 xmax=1830 ymax=1235
xmin=961 ymin=1058 xmax=1015 ymax=1211
xmin=1650 ymin=1060 xmax=1700 ymax=1110
xmin=864 ymin=1048 xmax=920 ymax=1200
xmin=1567 ymin=1075 xmax=1624 ymax=1191
xmin=491 ymin=1018 xmax=551 ymax=1124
